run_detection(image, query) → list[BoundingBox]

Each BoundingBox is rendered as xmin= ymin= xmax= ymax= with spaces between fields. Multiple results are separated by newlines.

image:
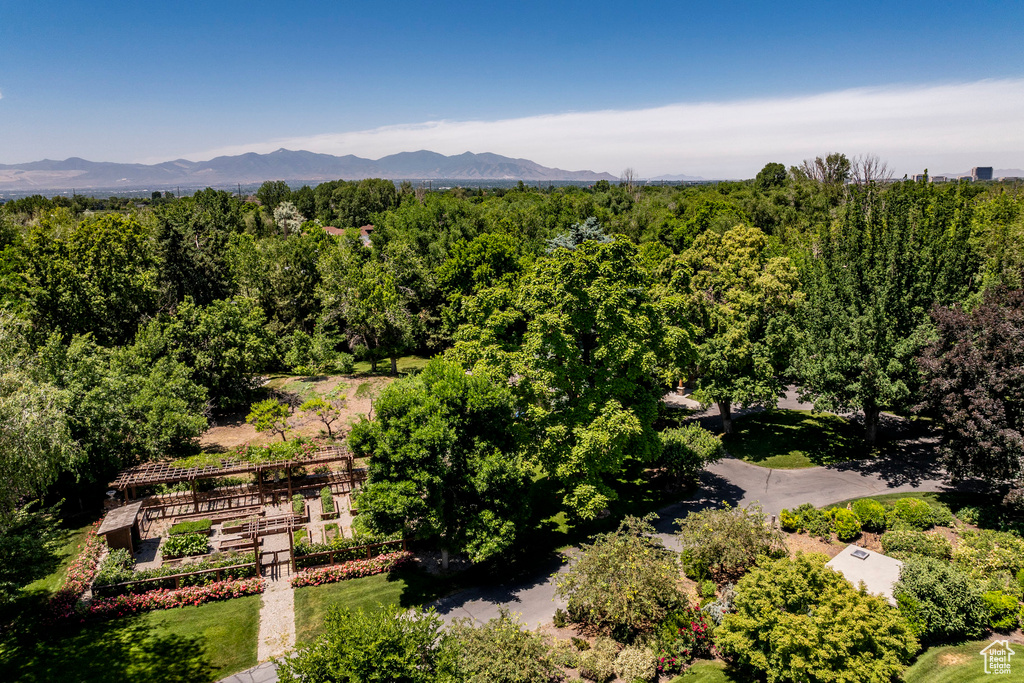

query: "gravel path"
xmin=256 ymin=572 xmax=296 ymax=664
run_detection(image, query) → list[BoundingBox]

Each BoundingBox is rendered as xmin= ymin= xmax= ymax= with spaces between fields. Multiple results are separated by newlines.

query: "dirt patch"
xmin=784 ymin=532 xmax=845 ymax=559
xmin=938 ymin=653 xmax=971 ymax=666
xmin=200 ymin=375 xmax=395 ymax=452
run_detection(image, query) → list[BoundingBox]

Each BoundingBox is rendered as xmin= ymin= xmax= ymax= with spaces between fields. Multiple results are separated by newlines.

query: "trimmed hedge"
xmin=852 ymin=499 xmax=887 ymax=532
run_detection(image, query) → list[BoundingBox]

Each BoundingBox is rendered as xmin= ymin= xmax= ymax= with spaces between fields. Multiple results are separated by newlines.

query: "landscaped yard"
xmin=670 ymin=662 xmax=745 ymax=682
xmin=723 ymin=409 xmax=860 ymax=468
xmin=293 ymin=566 xmax=451 ymax=644
xmin=902 ymin=640 xmax=1004 ymax=683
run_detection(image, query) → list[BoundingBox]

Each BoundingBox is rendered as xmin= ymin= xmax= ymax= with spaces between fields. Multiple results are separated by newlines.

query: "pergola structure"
xmin=109 ymin=445 xmax=354 ymax=511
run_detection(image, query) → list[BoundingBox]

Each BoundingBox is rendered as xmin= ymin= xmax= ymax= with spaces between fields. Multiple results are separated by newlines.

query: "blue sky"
xmin=1 ymin=1 xmax=1022 ymax=176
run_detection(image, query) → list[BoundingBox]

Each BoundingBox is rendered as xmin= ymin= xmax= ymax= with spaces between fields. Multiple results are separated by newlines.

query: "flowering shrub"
xmin=614 ymin=645 xmax=656 ymax=682
xmin=654 ymin=605 xmax=716 ymax=675
xmin=294 ymin=531 xmax=402 ymax=568
xmin=94 ymin=551 xmax=257 ymax=596
xmin=88 ymin=577 xmax=266 ymax=619
xmin=291 ymin=551 xmax=412 ymax=587
xmin=47 ymin=523 xmax=105 ymax=622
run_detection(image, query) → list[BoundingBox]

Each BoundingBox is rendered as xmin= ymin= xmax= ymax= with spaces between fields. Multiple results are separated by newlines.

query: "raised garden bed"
xmin=162 ymin=531 xmax=211 ymax=559
xmin=324 ymin=523 xmax=340 ymax=542
xmin=168 ymin=518 xmax=213 ymax=536
xmin=292 ymin=495 xmax=309 ymax=523
xmin=320 ymin=487 xmax=338 ymax=520
xmin=221 ymin=517 xmax=260 ymax=534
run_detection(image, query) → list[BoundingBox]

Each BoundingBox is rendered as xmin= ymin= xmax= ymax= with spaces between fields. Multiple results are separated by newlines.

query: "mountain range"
xmin=0 ymin=149 xmax=618 ymax=191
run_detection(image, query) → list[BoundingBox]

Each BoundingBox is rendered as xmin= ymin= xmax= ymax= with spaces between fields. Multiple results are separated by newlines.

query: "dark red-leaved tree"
xmin=918 ymin=288 xmax=1024 ymax=487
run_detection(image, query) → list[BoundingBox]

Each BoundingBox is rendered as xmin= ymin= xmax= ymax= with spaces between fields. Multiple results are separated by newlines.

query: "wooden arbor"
xmin=108 ymin=446 xmax=355 ymax=513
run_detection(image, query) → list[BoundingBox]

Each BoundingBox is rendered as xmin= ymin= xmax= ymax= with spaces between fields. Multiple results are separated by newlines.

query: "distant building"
xmin=931 ymin=175 xmax=947 ymax=183
xmin=959 ymin=176 xmax=974 ymax=182
xmin=321 ymin=226 xmax=345 ymax=236
xmin=911 ymin=174 xmax=927 ymax=182
xmin=972 ymin=167 xmax=994 ymax=181
xmin=359 ymin=224 xmax=374 ymax=247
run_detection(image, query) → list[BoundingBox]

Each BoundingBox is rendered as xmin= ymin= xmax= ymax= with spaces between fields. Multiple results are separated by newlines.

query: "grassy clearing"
xmin=293 ymin=566 xmax=452 ymax=644
xmin=723 ymin=409 xmax=860 ymax=468
xmin=902 ymin=640 xmax=1001 ymax=682
xmin=2 ymin=595 xmax=261 ymax=682
xmin=670 ymin=661 xmax=747 ymax=682
xmin=352 ymin=354 xmax=430 ymax=376
xmin=21 ymin=522 xmax=94 ymax=596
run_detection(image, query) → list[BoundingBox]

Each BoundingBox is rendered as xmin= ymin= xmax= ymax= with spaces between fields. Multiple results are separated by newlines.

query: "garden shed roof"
xmin=826 ymin=544 xmax=903 ymax=605
xmin=97 ymin=500 xmax=144 ymax=535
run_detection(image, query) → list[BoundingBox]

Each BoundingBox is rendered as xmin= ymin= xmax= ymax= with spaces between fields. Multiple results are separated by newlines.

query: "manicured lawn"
xmin=671 ymin=661 xmax=749 ymax=682
xmin=723 ymin=409 xmax=860 ymax=468
xmin=352 ymin=355 xmax=430 ymax=376
xmin=293 ymin=566 xmax=451 ymax=644
xmin=2 ymin=595 xmax=261 ymax=682
xmin=903 ymin=641 xmax=1002 ymax=682
xmin=21 ymin=522 xmax=94 ymax=596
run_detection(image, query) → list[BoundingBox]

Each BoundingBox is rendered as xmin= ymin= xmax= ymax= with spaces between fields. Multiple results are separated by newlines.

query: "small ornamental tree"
xmin=659 ymin=424 xmax=724 ymax=482
xmin=717 ymin=553 xmax=919 ymax=683
xmin=247 ymin=399 xmax=291 ymax=441
xmin=450 ymin=608 xmax=561 ymax=683
xmin=892 ymin=556 xmax=987 ymax=643
xmin=276 ymin=605 xmax=460 ymax=683
xmin=555 ymin=516 xmax=682 ymax=638
xmin=300 ymin=395 xmax=345 ymax=439
xmin=675 ymin=503 xmax=786 ymax=580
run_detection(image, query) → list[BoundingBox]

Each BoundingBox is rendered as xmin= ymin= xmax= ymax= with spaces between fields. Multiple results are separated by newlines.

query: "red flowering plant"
xmin=654 ymin=603 xmax=716 ymax=675
xmin=47 ymin=523 xmax=106 ymax=622
xmin=88 ymin=577 xmax=266 ymax=620
xmin=291 ymin=551 xmax=412 ymax=588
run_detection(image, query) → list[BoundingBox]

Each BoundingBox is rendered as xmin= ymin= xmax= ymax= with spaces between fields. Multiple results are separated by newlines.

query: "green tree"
xmin=300 ymin=395 xmax=345 ymax=439
xmin=892 ymin=556 xmax=987 ymax=643
xmin=276 ymin=605 xmax=460 ymax=683
xmin=663 ymin=224 xmax=801 ymax=433
xmin=658 ymin=424 xmax=723 ymax=482
xmin=0 ymin=313 xmax=80 ymax=519
xmin=716 ymin=553 xmax=918 ymax=683
xmin=555 ymin=516 xmax=682 ymax=638
xmin=675 ymin=503 xmax=786 ymax=580
xmin=450 ymin=609 xmax=561 ymax=683
xmin=24 ymin=211 xmax=158 ymax=345
xmin=793 ymin=182 xmax=978 ymax=444
xmin=754 ymin=162 xmax=787 ymax=191
xmin=450 ymin=239 xmax=678 ymax=519
xmin=131 ymin=297 xmax=274 ymax=407
xmin=247 ymin=399 xmax=291 ymax=441
xmin=256 ymin=180 xmax=291 ymax=213
xmin=152 ymin=188 xmax=243 ymax=305
xmin=349 ymin=358 xmax=528 ymax=567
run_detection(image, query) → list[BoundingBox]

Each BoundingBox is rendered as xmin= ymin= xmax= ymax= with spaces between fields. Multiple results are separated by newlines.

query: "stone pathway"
xmin=255 ymin=557 xmax=296 ymax=663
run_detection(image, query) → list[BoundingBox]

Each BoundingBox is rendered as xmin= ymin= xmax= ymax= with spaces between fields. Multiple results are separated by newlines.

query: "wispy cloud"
xmin=184 ymin=79 xmax=1024 ymax=178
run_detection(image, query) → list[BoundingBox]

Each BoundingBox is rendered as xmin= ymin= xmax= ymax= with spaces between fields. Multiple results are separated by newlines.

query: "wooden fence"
xmin=92 ymin=561 xmax=258 ymax=596
xmin=292 ymin=538 xmax=407 ymax=573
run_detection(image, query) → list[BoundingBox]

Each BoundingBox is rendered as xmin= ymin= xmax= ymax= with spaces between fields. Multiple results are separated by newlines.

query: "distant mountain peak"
xmin=0 ymin=149 xmax=617 ymax=190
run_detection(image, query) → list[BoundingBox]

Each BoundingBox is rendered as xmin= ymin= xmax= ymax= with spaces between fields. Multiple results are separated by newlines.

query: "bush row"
xmin=47 ymin=523 xmax=105 ymax=622
xmin=94 ymin=548 xmax=257 ymax=595
xmin=88 ymin=577 xmax=266 ymax=620
xmin=781 ymin=496 xmax=955 ymax=540
xmin=290 ymin=551 xmax=413 ymax=588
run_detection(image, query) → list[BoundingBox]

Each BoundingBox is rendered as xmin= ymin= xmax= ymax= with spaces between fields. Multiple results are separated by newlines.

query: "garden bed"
xmin=291 ymin=551 xmax=413 ymax=588
xmin=88 ymin=577 xmax=266 ymax=619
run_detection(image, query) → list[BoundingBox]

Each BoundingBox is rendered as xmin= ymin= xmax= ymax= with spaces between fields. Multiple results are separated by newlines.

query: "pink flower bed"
xmin=88 ymin=577 xmax=266 ymax=619
xmin=291 ymin=551 xmax=413 ymax=588
xmin=48 ymin=523 xmax=105 ymax=622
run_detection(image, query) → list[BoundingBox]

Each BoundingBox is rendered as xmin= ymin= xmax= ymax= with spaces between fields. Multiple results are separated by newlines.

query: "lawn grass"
xmin=352 ymin=354 xmax=430 ymax=376
xmin=670 ymin=661 xmax=749 ymax=682
xmin=902 ymin=640 xmax=1001 ymax=682
xmin=2 ymin=595 xmax=261 ymax=682
xmin=21 ymin=521 xmax=94 ymax=596
xmin=723 ymin=409 xmax=861 ymax=468
xmin=293 ymin=566 xmax=453 ymax=644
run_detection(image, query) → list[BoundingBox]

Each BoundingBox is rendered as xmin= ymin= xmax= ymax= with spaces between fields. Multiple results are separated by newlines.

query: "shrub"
xmin=451 ymin=608 xmax=561 ymax=683
xmin=780 ymin=503 xmax=831 ymax=538
xmin=929 ymin=502 xmax=954 ymax=527
xmin=556 ymin=516 xmax=682 ymax=638
xmin=701 ymin=583 xmax=736 ymax=627
xmin=953 ymin=529 xmax=1024 ymax=580
xmin=892 ymin=556 xmax=986 ymax=643
xmin=956 ymin=506 xmax=981 ymax=525
xmin=676 ymin=504 xmax=786 ymax=580
xmin=888 ymin=498 xmax=935 ymax=530
xmin=654 ymin=604 xmax=715 ymax=675
xmin=659 ymin=425 xmax=724 ymax=481
xmin=161 ymin=532 xmax=209 ymax=559
xmin=290 ymin=551 xmax=412 ymax=588
xmin=553 ymin=608 xmax=568 ymax=628
xmin=851 ymin=499 xmax=887 ymax=532
xmin=320 ymin=487 xmax=335 ymax=515
xmin=550 ymin=639 xmax=579 ymax=668
xmin=716 ymin=553 xmax=918 ymax=682
xmin=276 ymin=605 xmax=459 ymax=683
xmin=983 ymin=590 xmax=1020 ymax=631
xmin=292 ymin=494 xmax=305 ymax=516
xmin=47 ymin=524 xmax=105 ymax=621
xmin=577 ymin=637 xmax=618 ymax=682
xmin=699 ymin=580 xmax=716 ymax=599
xmin=168 ymin=519 xmax=212 ymax=536
xmin=613 ymin=645 xmax=656 ymax=683
xmin=779 ymin=508 xmax=799 ymax=532
xmin=88 ymin=577 xmax=265 ymax=619
xmin=881 ymin=530 xmax=953 ymax=560
xmin=830 ymin=508 xmax=861 ymax=542
xmin=94 ymin=552 xmax=257 ymax=595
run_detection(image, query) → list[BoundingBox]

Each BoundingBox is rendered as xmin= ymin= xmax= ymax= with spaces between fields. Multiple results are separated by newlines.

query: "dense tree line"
xmin=1 ymin=162 xmax=1023 ymax=559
